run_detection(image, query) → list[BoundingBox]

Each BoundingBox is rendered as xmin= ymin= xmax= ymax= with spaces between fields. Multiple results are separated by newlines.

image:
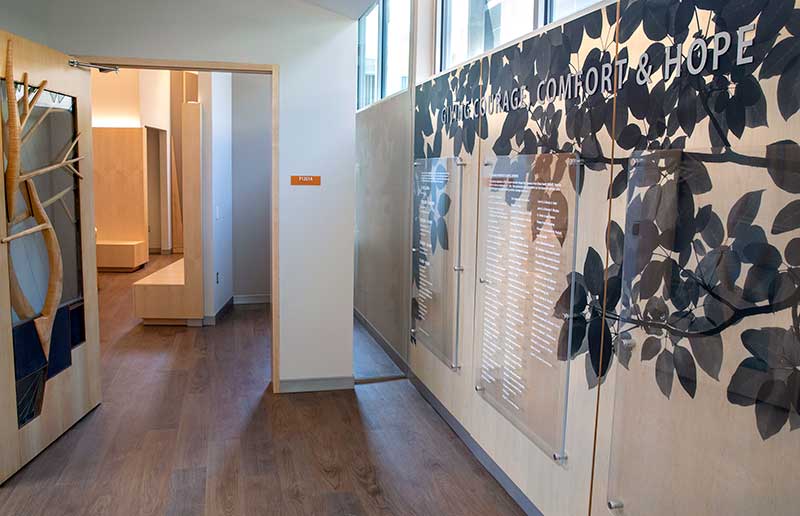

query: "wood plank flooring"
xmin=353 ymin=318 xmax=403 ymax=381
xmin=0 ymin=254 xmax=523 ymax=516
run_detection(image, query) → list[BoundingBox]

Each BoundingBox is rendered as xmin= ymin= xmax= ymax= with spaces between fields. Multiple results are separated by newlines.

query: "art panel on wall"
xmin=411 ymin=0 xmax=800 ymax=513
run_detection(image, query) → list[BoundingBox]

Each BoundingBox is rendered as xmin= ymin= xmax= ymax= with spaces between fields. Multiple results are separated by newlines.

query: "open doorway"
xmin=87 ymin=61 xmax=277 ymax=382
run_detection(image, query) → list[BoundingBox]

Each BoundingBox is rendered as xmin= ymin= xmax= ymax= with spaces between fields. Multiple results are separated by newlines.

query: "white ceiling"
xmin=302 ymin=0 xmax=376 ymax=19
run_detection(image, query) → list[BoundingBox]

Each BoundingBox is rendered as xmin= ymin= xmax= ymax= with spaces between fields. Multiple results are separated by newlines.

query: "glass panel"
xmin=2 ymin=80 xmax=83 ymax=325
xmin=548 ymin=0 xmax=600 ymax=23
xmin=441 ymin=0 xmax=536 ymax=71
xmin=358 ymin=4 xmax=380 ymax=108
xmin=411 ymin=157 xmax=464 ymax=368
xmin=475 ymin=152 xmax=580 ymax=456
xmin=383 ymin=0 xmax=410 ymax=96
xmin=606 ymin=145 xmax=800 ymax=514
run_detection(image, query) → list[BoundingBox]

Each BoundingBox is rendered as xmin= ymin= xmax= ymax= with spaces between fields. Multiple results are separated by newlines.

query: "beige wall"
xmin=355 ymin=91 xmax=412 ymax=361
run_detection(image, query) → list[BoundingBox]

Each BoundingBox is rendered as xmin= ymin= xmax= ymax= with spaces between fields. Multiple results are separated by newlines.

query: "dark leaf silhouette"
xmin=743 ymin=265 xmax=778 ymax=302
xmin=778 ymin=58 xmax=800 ymax=120
xmin=742 ymin=327 xmax=796 ymax=368
xmin=728 ymin=357 xmax=770 ymax=406
xmin=727 ymin=190 xmax=764 ymax=238
xmin=551 ymin=190 xmax=569 ymax=246
xmin=438 ymin=218 xmax=449 ymax=250
xmin=610 ymin=169 xmax=628 ymax=199
xmin=618 ymin=124 xmax=643 ymax=150
xmin=785 ymin=238 xmax=800 ymax=265
xmin=639 ymin=260 xmax=664 ymax=299
xmin=766 ymin=140 xmax=800 ymax=193
xmin=759 ymin=36 xmax=800 ymax=79
xmin=700 ymin=207 xmax=724 ymax=248
xmin=655 ymin=349 xmax=675 ymax=398
xmin=608 ymin=221 xmax=625 ymax=265
xmin=588 ymin=316 xmax=613 ymax=377
xmin=688 ymin=333 xmax=723 ymax=381
xmin=742 ymin=242 xmax=782 ymax=269
xmin=771 ymin=199 xmax=800 ymax=234
xmin=641 ymin=336 xmax=661 ymax=361
xmin=673 ymin=345 xmax=697 ymax=398
xmin=756 ymin=379 xmax=791 ymax=439
xmin=438 ymin=193 xmax=451 ymax=215
xmin=584 ymin=248 xmax=605 ymax=297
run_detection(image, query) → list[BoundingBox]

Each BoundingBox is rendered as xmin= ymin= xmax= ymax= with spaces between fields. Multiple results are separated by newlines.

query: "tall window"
xmin=441 ymin=0 xmax=537 ymax=71
xmin=358 ymin=0 xmax=411 ymax=109
xmin=358 ymin=5 xmax=380 ymax=108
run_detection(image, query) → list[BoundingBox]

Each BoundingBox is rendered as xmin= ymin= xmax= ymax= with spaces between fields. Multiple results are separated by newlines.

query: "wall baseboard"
xmin=408 ymin=373 xmax=543 ymax=516
xmin=279 ymin=376 xmax=354 ymax=393
xmin=203 ymin=296 xmax=234 ymax=326
xmin=353 ymin=308 xmax=409 ymax=376
xmin=233 ymin=294 xmax=270 ymax=305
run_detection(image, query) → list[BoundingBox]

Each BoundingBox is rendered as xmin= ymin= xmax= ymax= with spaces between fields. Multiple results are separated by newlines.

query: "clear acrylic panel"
xmin=411 ymin=157 xmax=464 ymax=369
xmin=606 ymin=145 xmax=800 ymax=514
xmin=1 ymin=80 xmax=83 ymax=324
xmin=474 ymin=152 xmax=581 ymax=457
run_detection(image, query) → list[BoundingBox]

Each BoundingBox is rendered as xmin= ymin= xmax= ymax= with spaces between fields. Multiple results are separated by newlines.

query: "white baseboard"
xmin=233 ymin=294 xmax=270 ymax=305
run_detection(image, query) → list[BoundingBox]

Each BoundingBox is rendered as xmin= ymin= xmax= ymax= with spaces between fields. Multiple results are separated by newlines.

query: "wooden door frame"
xmin=77 ymin=55 xmax=282 ymax=393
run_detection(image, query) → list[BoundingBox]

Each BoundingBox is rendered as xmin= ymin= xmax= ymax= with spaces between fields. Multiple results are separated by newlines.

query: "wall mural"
xmin=3 ymin=40 xmax=86 ymax=427
xmin=414 ymin=0 xmax=800 ymax=445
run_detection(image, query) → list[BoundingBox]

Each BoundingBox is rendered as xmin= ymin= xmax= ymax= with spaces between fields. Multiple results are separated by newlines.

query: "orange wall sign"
xmin=290 ymin=175 xmax=321 ymax=186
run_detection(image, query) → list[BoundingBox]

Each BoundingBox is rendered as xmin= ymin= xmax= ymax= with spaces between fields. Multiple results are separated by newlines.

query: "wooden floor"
xmin=0 ymin=254 xmax=523 ymax=516
xmin=353 ymin=318 xmax=403 ymax=381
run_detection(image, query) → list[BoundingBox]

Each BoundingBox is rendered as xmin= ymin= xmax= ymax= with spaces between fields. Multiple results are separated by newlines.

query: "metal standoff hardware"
xmin=453 ymin=265 xmax=464 ymax=272
xmin=411 ymin=247 xmax=417 ymax=252
xmin=607 ymin=500 xmax=624 ymax=510
xmin=450 ymin=364 xmax=462 ymax=372
xmin=552 ymin=452 xmax=568 ymax=464
xmin=475 ymin=385 xmax=485 ymax=392
xmin=479 ymin=276 xmax=489 ymax=284
xmin=456 ymin=159 xmax=468 ymax=167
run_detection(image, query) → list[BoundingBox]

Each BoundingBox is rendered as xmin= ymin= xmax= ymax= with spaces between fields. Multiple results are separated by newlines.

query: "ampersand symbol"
xmin=636 ymin=52 xmax=652 ymax=85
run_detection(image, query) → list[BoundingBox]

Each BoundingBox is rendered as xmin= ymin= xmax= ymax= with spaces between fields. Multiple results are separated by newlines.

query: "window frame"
xmin=357 ymin=0 xmax=411 ymax=109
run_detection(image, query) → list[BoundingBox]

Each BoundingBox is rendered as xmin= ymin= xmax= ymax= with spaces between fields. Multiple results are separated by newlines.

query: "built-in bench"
xmin=133 ymin=258 xmax=202 ymax=325
xmin=96 ymin=240 xmax=148 ymax=272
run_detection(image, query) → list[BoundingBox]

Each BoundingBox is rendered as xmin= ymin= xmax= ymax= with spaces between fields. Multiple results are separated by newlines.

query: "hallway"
xmin=0 ymin=256 xmax=522 ymax=516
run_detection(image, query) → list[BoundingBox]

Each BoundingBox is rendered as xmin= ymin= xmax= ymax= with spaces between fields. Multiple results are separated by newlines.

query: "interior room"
xmin=1 ymin=0 xmax=799 ymax=515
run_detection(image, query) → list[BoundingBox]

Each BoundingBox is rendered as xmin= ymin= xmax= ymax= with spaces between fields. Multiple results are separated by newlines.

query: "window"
xmin=440 ymin=0 xmax=537 ymax=71
xmin=358 ymin=5 xmax=380 ymax=108
xmin=358 ymin=0 xmax=411 ymax=109
xmin=547 ymin=0 xmax=598 ymax=24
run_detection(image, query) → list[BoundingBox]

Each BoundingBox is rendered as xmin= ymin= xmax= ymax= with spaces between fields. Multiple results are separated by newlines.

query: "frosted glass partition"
xmin=606 ymin=146 xmax=800 ymax=514
xmin=475 ymin=153 xmax=580 ymax=458
xmin=411 ymin=157 xmax=464 ymax=369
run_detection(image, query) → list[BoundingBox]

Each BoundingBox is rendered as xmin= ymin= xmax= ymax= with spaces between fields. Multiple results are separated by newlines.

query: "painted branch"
xmin=26 ymin=179 xmax=63 ymax=359
xmin=41 ymin=185 xmax=75 ymax=210
xmin=5 ymin=40 xmax=22 ymax=221
xmin=0 ymin=222 xmax=50 ymax=243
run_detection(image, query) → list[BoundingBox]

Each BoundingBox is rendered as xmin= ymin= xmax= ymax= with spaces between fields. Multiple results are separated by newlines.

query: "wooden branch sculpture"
xmin=2 ymin=39 xmax=83 ymax=359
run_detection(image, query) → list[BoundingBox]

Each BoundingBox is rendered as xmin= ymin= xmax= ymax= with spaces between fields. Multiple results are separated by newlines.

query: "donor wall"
xmin=412 ymin=0 xmax=800 ymax=513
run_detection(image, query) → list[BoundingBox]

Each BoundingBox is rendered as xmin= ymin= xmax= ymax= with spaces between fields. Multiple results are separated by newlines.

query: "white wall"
xmin=232 ymin=74 xmax=271 ymax=303
xmin=199 ymin=72 xmax=234 ymax=318
xmin=5 ymin=0 xmax=357 ymax=384
xmin=91 ymin=68 xmax=141 ymax=127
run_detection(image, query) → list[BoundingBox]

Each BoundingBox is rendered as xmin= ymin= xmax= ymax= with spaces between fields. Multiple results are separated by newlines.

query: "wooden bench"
xmin=133 ymin=259 xmax=202 ymax=325
xmin=96 ymin=240 xmax=148 ymax=272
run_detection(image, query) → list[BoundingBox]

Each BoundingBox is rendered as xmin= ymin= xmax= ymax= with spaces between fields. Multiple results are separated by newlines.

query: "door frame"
xmin=77 ymin=55 xmax=282 ymax=393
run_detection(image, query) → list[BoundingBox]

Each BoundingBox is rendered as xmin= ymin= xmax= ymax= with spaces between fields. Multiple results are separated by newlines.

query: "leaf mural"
xmin=412 ymin=0 xmax=800 ymax=441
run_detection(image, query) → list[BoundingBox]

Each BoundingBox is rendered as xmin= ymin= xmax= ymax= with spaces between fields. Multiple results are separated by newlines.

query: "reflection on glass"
xmin=412 ymin=157 xmax=462 ymax=368
xmin=475 ymin=153 xmax=579 ymax=457
xmin=442 ymin=0 xmax=536 ymax=70
xmin=358 ymin=4 xmax=381 ymax=108
xmin=606 ymin=146 xmax=800 ymax=514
